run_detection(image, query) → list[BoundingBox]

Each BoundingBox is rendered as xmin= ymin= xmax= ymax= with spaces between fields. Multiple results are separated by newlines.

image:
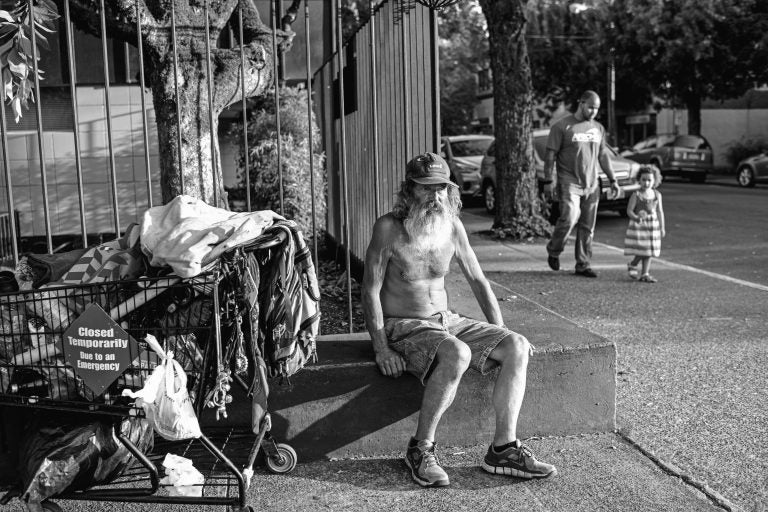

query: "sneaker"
xmin=574 ymin=267 xmax=598 ymax=278
xmin=547 ymin=255 xmax=560 ymax=271
xmin=482 ymin=441 xmax=557 ymax=479
xmin=404 ymin=438 xmax=450 ymax=487
xmin=639 ymin=274 xmax=657 ymax=283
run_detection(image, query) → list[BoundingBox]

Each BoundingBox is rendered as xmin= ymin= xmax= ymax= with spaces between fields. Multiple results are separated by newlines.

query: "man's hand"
xmin=375 ymin=347 xmax=406 ymax=378
xmin=541 ymin=182 xmax=554 ymax=200
xmin=610 ymin=181 xmax=621 ymax=198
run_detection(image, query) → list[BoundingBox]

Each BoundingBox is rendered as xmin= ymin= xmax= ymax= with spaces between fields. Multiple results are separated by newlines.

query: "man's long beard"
xmin=403 ymin=198 xmax=456 ymax=250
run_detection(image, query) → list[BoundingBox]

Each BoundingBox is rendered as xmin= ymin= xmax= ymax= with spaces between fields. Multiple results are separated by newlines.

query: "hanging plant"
xmin=0 ymin=0 xmax=58 ymax=122
xmin=414 ymin=0 xmax=461 ymax=9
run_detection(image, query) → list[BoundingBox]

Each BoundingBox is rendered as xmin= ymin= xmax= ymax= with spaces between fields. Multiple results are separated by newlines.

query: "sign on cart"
xmin=62 ymin=303 xmax=139 ymax=395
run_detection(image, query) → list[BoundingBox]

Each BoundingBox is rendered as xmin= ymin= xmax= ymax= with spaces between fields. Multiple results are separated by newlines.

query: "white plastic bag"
xmin=159 ymin=453 xmax=204 ymax=497
xmin=123 ymin=335 xmax=202 ymax=441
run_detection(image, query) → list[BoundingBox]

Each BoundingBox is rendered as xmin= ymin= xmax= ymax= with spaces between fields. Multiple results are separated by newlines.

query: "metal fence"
xmin=1 ymin=0 xmax=439 ymax=331
xmin=0 ymin=0 xmax=311 ymax=260
xmin=315 ymin=0 xmax=439 ymax=273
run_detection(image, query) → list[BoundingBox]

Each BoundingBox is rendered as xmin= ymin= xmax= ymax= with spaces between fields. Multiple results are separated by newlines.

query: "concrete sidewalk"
xmin=4 ymin=210 xmax=733 ymax=512
xmin=233 ymin=209 xmax=728 ymax=511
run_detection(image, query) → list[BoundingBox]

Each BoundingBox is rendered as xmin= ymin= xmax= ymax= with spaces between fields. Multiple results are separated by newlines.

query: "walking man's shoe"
xmin=404 ymin=438 xmax=450 ymax=487
xmin=482 ymin=440 xmax=557 ymax=479
xmin=574 ymin=267 xmax=598 ymax=278
xmin=547 ymin=255 xmax=560 ymax=271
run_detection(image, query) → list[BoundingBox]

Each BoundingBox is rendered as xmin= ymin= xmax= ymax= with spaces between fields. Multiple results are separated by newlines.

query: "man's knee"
xmin=562 ymin=203 xmax=581 ymax=227
xmin=495 ymin=333 xmax=530 ymax=367
xmin=435 ymin=339 xmax=472 ymax=376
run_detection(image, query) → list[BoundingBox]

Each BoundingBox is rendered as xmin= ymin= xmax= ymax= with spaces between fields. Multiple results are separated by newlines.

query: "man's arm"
xmin=361 ymin=216 xmax=406 ymax=378
xmin=452 ymin=219 xmax=504 ymax=326
xmin=598 ymin=150 xmax=618 ymax=184
xmin=598 ymin=133 xmax=621 ymax=196
xmin=542 ymin=124 xmax=562 ymax=197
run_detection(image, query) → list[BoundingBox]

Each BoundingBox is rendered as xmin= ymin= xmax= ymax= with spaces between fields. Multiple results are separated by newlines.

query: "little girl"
xmin=624 ymin=165 xmax=666 ymax=283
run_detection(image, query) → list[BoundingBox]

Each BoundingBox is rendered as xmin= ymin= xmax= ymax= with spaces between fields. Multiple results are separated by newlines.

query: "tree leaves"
xmin=610 ymin=0 xmax=767 ymax=134
xmin=438 ymin=0 xmax=489 ymax=134
xmin=0 ymin=0 xmax=58 ymax=122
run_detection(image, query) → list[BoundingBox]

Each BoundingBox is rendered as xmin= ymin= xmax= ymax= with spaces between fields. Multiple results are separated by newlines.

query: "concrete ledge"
xmin=205 ymin=268 xmax=616 ymax=461
xmin=261 ymin=334 xmax=615 ymax=460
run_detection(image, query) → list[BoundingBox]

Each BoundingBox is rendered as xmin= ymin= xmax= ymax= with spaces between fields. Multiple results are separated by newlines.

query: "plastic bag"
xmin=123 ymin=334 xmax=202 ymax=441
xmin=158 ymin=453 xmax=204 ymax=497
xmin=18 ymin=411 xmax=153 ymax=511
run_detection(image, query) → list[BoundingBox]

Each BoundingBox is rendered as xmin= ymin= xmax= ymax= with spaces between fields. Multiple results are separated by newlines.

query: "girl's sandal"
xmin=639 ymin=274 xmax=657 ymax=283
xmin=627 ymin=263 xmax=638 ymax=279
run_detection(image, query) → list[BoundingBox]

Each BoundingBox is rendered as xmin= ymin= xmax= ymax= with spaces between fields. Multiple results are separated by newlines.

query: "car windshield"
xmin=633 ymin=137 xmax=655 ymax=150
xmin=450 ymin=138 xmax=493 ymax=157
xmin=674 ymin=135 xmax=710 ymax=150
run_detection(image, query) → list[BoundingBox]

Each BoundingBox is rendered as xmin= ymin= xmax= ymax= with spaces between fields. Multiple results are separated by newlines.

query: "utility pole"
xmin=607 ymin=47 xmax=617 ymax=145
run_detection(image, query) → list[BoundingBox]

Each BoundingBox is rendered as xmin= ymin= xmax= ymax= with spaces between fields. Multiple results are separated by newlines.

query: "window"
xmin=633 ymin=136 xmax=654 ymax=151
xmin=448 ymin=138 xmax=493 ymax=157
xmin=4 ymin=87 xmax=74 ymax=132
xmin=674 ymin=135 xmax=710 ymax=150
xmin=658 ymin=135 xmax=676 ymax=147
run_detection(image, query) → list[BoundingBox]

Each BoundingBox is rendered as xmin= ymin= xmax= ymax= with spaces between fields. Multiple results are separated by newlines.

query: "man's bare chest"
xmin=389 ymin=242 xmax=453 ymax=282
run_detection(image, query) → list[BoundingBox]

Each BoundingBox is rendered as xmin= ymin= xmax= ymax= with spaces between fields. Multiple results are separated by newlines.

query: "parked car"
xmin=621 ymin=134 xmax=712 ymax=183
xmin=479 ymin=129 xmax=641 ymax=218
xmin=735 ymin=151 xmax=768 ymax=187
xmin=440 ymin=135 xmax=494 ymax=199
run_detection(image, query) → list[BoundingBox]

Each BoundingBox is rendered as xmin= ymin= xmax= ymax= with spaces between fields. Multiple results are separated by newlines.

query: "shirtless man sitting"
xmin=362 ymin=151 xmax=557 ymax=488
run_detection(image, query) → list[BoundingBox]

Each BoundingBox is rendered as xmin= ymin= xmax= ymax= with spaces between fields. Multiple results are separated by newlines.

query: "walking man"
xmin=362 ymin=152 xmax=557 ymax=487
xmin=542 ymin=90 xmax=621 ymax=277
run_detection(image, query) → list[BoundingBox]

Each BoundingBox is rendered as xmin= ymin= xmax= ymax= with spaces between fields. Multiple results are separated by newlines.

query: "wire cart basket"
xmin=0 ymin=251 xmax=296 ymax=512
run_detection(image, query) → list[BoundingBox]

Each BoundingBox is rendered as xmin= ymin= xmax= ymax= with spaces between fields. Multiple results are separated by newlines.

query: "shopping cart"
xmin=0 ymin=247 xmax=297 ymax=512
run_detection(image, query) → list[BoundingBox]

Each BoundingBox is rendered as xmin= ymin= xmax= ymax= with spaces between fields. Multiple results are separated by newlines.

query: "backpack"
xmin=251 ymin=222 xmax=319 ymax=382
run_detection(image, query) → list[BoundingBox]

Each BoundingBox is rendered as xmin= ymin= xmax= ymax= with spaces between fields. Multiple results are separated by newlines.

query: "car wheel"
xmin=690 ymin=172 xmax=706 ymax=183
xmin=483 ymin=182 xmax=496 ymax=214
xmin=737 ymin=166 xmax=755 ymax=187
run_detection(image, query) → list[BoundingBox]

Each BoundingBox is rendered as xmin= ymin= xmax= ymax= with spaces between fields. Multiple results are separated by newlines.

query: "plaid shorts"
xmin=383 ymin=311 xmax=513 ymax=384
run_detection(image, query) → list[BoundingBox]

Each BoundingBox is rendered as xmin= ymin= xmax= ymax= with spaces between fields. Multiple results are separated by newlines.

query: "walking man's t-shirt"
xmin=546 ymin=114 xmax=607 ymax=191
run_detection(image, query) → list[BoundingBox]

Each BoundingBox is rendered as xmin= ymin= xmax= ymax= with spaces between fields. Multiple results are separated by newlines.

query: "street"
xmin=464 ymin=177 xmax=768 ymax=511
xmin=591 ymin=178 xmax=768 ymax=286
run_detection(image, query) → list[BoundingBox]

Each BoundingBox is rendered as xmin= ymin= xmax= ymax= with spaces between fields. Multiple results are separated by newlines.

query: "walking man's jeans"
xmin=546 ymin=182 xmax=600 ymax=270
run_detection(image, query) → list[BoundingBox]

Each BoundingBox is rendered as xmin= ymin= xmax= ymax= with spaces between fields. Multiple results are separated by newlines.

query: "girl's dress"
xmin=624 ymin=190 xmax=661 ymax=257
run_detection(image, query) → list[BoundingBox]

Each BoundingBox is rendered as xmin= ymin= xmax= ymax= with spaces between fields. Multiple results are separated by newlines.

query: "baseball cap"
xmin=405 ymin=152 xmax=458 ymax=187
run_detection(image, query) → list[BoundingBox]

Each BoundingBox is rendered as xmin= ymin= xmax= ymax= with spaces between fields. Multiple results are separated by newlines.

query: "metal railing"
xmin=0 ymin=0 xmax=440 ymax=332
xmin=0 ymin=0 xmax=312 ymax=253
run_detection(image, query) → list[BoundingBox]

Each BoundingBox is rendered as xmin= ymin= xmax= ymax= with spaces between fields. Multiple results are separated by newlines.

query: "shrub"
xmin=723 ymin=137 xmax=768 ymax=171
xmin=228 ymin=86 xmax=327 ymax=242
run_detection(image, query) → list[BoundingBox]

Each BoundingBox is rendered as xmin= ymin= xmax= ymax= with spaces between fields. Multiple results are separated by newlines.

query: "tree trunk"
xmin=684 ymin=90 xmax=702 ymax=136
xmin=60 ymin=0 xmax=285 ymax=208
xmin=479 ymin=0 xmax=549 ymax=238
xmin=148 ymin=40 xmax=273 ymax=207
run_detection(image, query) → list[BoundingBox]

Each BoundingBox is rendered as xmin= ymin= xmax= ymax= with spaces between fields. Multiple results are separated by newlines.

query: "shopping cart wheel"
xmin=41 ymin=501 xmax=63 ymax=512
xmin=264 ymin=443 xmax=297 ymax=474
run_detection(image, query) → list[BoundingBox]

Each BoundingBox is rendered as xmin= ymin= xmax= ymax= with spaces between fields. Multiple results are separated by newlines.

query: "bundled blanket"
xmin=139 ymin=195 xmax=284 ymax=278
